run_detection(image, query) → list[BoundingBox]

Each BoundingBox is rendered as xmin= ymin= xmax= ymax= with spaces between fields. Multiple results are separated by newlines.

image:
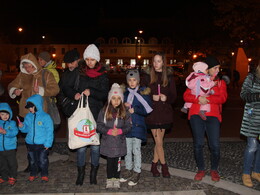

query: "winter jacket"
xmin=124 ymin=86 xmax=152 ymax=142
xmin=240 ymin=72 xmax=260 ymax=138
xmin=183 ymin=79 xmax=227 ymax=122
xmin=97 ymin=108 xmax=132 ymax=158
xmin=0 ymin=103 xmax=18 ymax=151
xmin=141 ymin=68 xmax=177 ymax=126
xmin=8 ymin=53 xmax=60 ymax=117
xmin=19 ymin=94 xmax=54 ymax=148
xmin=43 ymin=60 xmax=60 ymax=83
xmin=78 ymin=66 xmax=109 ymax=120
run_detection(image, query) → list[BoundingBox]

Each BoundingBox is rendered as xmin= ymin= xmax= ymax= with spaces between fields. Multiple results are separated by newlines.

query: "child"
xmin=0 ymin=103 xmax=18 ymax=186
xmin=120 ymin=69 xmax=152 ymax=186
xmin=19 ymin=94 xmax=54 ymax=183
xmin=181 ymin=61 xmax=216 ymax=120
xmin=97 ymin=83 xmax=132 ymax=189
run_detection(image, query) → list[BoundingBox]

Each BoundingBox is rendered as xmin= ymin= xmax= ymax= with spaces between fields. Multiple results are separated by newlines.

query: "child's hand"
xmin=124 ymin=102 xmax=131 ymax=108
xmin=0 ymin=127 xmax=6 ymax=134
xmin=45 ymin=147 xmax=49 ymax=150
xmin=153 ymin=95 xmax=160 ymax=101
xmin=111 ymin=128 xmax=118 ymax=136
xmin=128 ymin=107 xmax=134 ymax=114
xmin=18 ymin=123 xmax=24 ymax=128
xmin=160 ymin=94 xmax=167 ymax=102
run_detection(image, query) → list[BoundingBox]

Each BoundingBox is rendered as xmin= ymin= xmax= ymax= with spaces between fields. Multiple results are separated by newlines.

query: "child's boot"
xmin=151 ymin=162 xmax=160 ymax=177
xmin=242 ymin=174 xmax=253 ymax=187
xmin=252 ymin=172 xmax=260 ymax=182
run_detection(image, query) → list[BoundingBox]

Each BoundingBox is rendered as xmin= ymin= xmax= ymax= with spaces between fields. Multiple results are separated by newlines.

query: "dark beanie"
xmin=63 ymin=49 xmax=80 ymax=63
xmin=38 ymin=51 xmax=51 ymax=62
xmin=204 ymin=55 xmax=220 ymax=69
xmin=25 ymin=102 xmax=35 ymax=109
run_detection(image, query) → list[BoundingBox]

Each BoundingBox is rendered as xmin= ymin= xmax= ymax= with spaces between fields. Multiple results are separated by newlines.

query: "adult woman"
xmin=141 ymin=52 xmax=177 ymax=178
xmin=74 ymin=44 xmax=109 ymax=186
xmin=183 ymin=55 xmax=227 ymax=182
xmin=240 ymin=58 xmax=260 ymax=188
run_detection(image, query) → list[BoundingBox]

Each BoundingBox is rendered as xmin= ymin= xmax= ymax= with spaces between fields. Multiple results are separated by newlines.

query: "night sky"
xmin=1 ymin=0 xmax=217 ymax=44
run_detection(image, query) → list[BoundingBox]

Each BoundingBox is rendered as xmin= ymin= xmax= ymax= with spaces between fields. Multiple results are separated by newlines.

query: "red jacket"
xmin=183 ymin=79 xmax=227 ymax=122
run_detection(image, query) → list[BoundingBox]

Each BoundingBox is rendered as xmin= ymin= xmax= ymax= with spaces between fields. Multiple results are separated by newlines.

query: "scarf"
xmin=127 ymin=86 xmax=153 ymax=114
xmin=85 ymin=65 xmax=104 ymax=78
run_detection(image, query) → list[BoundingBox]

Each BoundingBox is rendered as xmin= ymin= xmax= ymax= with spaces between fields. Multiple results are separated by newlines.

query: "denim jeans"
xmin=27 ymin=144 xmax=49 ymax=177
xmin=243 ymin=137 xmax=260 ymax=174
xmin=77 ymin=145 xmax=100 ymax=167
xmin=190 ymin=115 xmax=220 ymax=171
xmin=125 ymin=137 xmax=142 ymax=173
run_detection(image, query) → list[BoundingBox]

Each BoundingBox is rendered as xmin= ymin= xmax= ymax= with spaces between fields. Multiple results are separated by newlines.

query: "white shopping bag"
xmin=68 ymin=95 xmax=100 ymax=149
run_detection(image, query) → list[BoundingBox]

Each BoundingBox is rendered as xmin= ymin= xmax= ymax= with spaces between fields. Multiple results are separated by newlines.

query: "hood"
xmin=20 ymin=53 xmax=42 ymax=74
xmin=0 ymin=103 xmax=13 ymax=120
xmin=46 ymin=60 xmax=57 ymax=69
xmin=26 ymin=94 xmax=44 ymax=112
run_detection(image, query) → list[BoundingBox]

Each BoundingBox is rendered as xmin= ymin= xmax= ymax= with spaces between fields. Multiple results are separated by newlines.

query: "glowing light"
xmin=18 ymin=27 xmax=23 ymax=32
xmin=52 ymin=54 xmax=56 ymax=58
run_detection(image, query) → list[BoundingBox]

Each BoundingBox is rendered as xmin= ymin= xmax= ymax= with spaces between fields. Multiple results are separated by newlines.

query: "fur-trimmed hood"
xmin=20 ymin=53 xmax=42 ymax=75
xmin=121 ymin=83 xmax=151 ymax=95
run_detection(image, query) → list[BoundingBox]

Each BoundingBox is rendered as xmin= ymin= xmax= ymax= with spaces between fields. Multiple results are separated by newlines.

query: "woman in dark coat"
xmin=74 ymin=44 xmax=109 ymax=186
xmin=141 ymin=52 xmax=177 ymax=178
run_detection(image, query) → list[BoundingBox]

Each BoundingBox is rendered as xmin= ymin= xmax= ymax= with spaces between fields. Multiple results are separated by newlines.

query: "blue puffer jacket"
xmin=0 ymin=103 xmax=18 ymax=151
xmin=124 ymin=86 xmax=152 ymax=142
xmin=19 ymin=94 xmax=54 ymax=148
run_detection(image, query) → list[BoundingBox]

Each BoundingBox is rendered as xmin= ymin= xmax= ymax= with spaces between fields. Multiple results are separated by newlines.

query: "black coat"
xmin=78 ymin=66 xmax=109 ymax=120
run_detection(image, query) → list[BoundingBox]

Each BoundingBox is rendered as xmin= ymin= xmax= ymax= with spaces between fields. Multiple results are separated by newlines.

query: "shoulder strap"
xmin=42 ymin=69 xmax=46 ymax=88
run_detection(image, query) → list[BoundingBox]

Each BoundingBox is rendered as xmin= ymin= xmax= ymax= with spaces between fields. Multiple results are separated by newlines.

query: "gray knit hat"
xmin=38 ymin=51 xmax=51 ymax=62
xmin=126 ymin=69 xmax=140 ymax=83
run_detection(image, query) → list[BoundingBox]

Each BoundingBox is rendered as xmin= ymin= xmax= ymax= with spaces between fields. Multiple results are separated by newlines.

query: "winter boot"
xmin=76 ymin=165 xmax=85 ymax=186
xmin=161 ymin=163 xmax=171 ymax=178
xmin=151 ymin=162 xmax=160 ymax=177
xmin=90 ymin=164 xmax=99 ymax=185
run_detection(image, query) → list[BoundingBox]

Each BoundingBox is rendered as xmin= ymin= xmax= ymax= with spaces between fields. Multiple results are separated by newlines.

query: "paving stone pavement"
xmin=1 ymin=139 xmax=260 ymax=195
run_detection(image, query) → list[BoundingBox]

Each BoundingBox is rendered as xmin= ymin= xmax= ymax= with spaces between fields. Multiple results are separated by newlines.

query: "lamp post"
xmin=135 ymin=30 xmax=144 ymax=69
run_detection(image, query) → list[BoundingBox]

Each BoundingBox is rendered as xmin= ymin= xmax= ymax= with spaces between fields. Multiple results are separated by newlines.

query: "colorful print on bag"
xmin=74 ymin=119 xmax=96 ymax=140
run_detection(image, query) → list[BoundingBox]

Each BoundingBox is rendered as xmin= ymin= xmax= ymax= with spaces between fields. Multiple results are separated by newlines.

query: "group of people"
xmin=0 ymin=43 xmax=259 ymax=190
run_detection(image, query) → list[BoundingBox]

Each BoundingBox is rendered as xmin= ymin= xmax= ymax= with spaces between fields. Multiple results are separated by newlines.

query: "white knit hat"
xmin=83 ymin=44 xmax=100 ymax=62
xmin=108 ymin=83 xmax=124 ymax=103
xmin=192 ymin=62 xmax=208 ymax=73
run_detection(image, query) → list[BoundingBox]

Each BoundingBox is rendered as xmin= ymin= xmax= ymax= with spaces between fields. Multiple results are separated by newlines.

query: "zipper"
xmin=2 ymin=121 xmax=6 ymax=150
xmin=33 ymin=114 xmax=36 ymax=144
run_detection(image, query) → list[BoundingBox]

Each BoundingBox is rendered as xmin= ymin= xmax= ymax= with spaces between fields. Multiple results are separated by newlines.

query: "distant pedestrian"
xmin=181 ymin=61 xmax=216 ymax=120
xmin=0 ymin=103 xmax=18 ymax=186
xmin=141 ymin=52 xmax=177 ymax=178
xmin=232 ymin=69 xmax=240 ymax=89
xmin=120 ymin=69 xmax=152 ymax=186
xmin=240 ymin=58 xmax=260 ymax=188
xmin=183 ymin=55 xmax=227 ymax=182
xmin=18 ymin=94 xmax=54 ymax=183
xmin=97 ymin=83 xmax=132 ymax=189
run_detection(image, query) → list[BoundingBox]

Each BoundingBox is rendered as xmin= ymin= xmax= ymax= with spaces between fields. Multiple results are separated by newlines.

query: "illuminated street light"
xmin=18 ymin=27 xmax=23 ymax=32
xmin=42 ymin=35 xmax=45 ymax=39
xmin=193 ymin=54 xmax=197 ymax=59
xmin=231 ymin=52 xmax=235 ymax=56
xmin=248 ymin=58 xmax=252 ymax=62
xmin=52 ymin=54 xmax=56 ymax=58
xmin=137 ymin=55 xmax=142 ymax=59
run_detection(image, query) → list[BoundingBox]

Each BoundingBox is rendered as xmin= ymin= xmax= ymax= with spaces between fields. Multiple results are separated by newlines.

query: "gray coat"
xmin=97 ymin=109 xmax=132 ymax=158
xmin=240 ymin=72 xmax=260 ymax=138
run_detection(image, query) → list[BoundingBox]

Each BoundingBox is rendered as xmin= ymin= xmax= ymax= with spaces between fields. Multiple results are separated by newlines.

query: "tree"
xmin=212 ymin=0 xmax=260 ymax=43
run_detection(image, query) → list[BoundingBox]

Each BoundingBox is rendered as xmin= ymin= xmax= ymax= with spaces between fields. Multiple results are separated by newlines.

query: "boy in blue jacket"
xmin=0 ymin=103 xmax=19 ymax=186
xmin=19 ymin=94 xmax=54 ymax=183
xmin=120 ymin=69 xmax=153 ymax=186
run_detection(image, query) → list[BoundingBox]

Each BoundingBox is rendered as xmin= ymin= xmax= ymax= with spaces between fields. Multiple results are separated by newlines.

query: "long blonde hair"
xmin=150 ymin=52 xmax=169 ymax=87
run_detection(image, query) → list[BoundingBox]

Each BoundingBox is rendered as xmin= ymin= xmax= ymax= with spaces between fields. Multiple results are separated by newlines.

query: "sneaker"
xmin=28 ymin=176 xmax=38 ymax=182
xmin=194 ymin=170 xmax=205 ymax=181
xmin=106 ymin=179 xmax=113 ymax=189
xmin=128 ymin=172 xmax=140 ymax=186
xmin=242 ymin=174 xmax=253 ymax=187
xmin=0 ymin=178 xmax=5 ymax=184
xmin=113 ymin=178 xmax=120 ymax=188
xmin=252 ymin=172 xmax=260 ymax=182
xmin=8 ymin=178 xmax=16 ymax=186
xmin=210 ymin=170 xmax=220 ymax=182
xmin=41 ymin=176 xmax=49 ymax=183
xmin=120 ymin=169 xmax=133 ymax=182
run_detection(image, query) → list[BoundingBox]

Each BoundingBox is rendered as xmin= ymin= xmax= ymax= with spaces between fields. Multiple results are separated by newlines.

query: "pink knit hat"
xmin=192 ymin=62 xmax=208 ymax=73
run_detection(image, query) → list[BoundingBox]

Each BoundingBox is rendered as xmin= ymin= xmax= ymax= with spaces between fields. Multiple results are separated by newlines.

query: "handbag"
xmin=42 ymin=69 xmax=61 ymax=126
xmin=68 ymin=95 xmax=100 ymax=149
xmin=57 ymin=73 xmax=80 ymax=117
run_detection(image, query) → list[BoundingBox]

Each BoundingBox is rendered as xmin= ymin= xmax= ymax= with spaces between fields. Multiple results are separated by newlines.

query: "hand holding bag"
xmin=68 ymin=95 xmax=100 ymax=149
